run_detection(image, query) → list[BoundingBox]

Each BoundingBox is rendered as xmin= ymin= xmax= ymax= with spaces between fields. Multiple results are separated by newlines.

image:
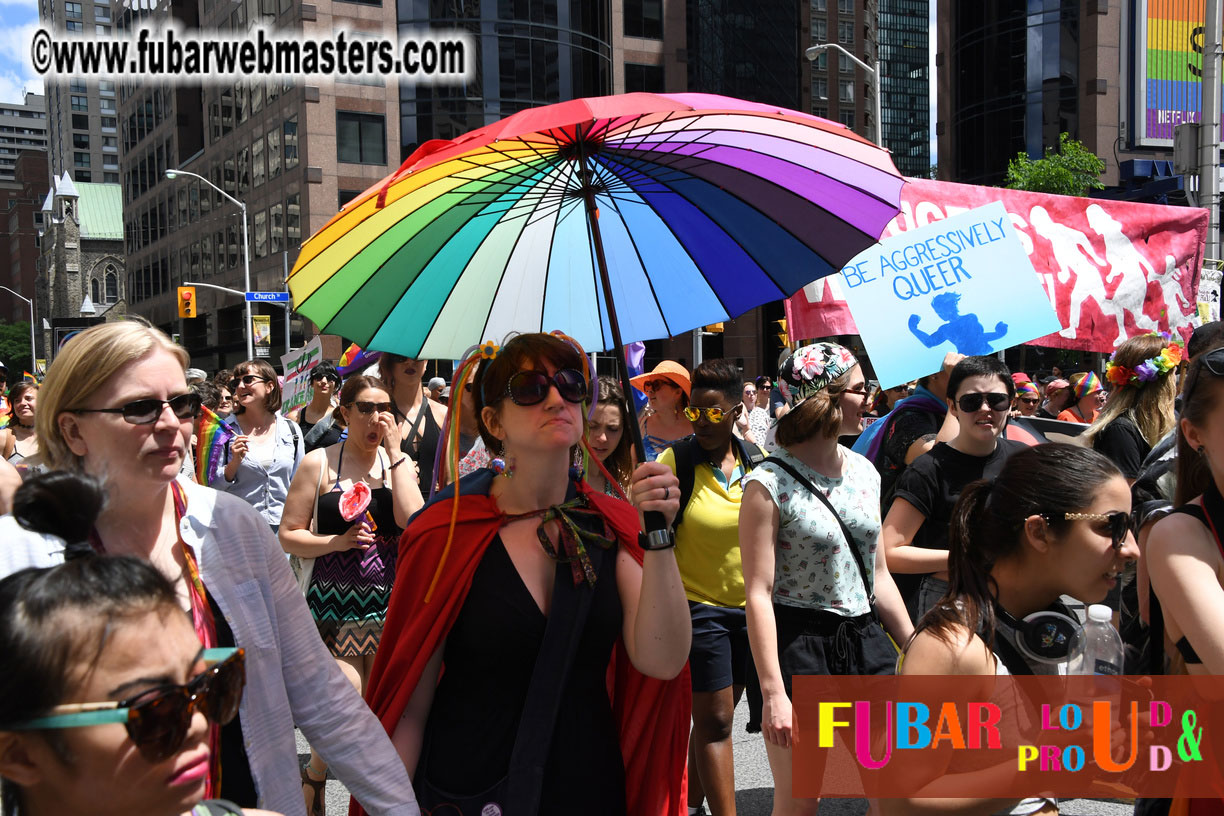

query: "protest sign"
xmin=839 ymin=202 xmax=1061 ymax=388
xmin=786 ymin=178 xmax=1208 ymax=353
xmin=279 ymin=336 xmax=323 ymax=415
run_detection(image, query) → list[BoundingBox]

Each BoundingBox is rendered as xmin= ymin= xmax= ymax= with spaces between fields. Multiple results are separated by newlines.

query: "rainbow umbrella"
xmin=289 ymin=92 xmax=902 ymax=357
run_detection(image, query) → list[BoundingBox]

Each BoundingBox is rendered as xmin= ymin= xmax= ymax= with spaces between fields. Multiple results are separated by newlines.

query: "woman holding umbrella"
xmin=631 ymin=361 xmax=692 ymax=461
xmin=363 ymin=332 xmax=692 ymax=816
xmin=740 ymin=342 xmax=912 ymax=816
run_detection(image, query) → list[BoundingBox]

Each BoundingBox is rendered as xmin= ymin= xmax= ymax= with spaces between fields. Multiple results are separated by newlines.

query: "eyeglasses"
xmin=956 ymin=392 xmax=1011 ymax=412
xmin=684 ymin=405 xmax=739 ymax=423
xmin=11 ymin=647 xmax=245 ymax=763
xmin=503 ymin=369 xmax=587 ymax=406
xmin=1047 ymin=511 xmax=1133 ymax=550
xmin=237 ymin=374 xmax=269 ymax=387
xmin=350 ymin=400 xmax=393 ymax=414
xmin=73 ymin=393 xmax=202 ymax=425
xmin=1019 ymin=397 xmax=1040 ymax=406
xmin=642 ymin=379 xmax=675 ymax=392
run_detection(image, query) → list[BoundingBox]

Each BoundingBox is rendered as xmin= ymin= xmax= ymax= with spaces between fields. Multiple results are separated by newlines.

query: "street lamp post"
xmin=165 ymin=168 xmax=254 ymax=361
xmin=805 ymin=42 xmax=883 ymax=148
xmin=0 ymin=286 xmax=36 ymax=375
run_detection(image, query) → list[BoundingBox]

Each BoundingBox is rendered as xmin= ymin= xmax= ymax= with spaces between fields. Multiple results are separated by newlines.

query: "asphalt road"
xmin=298 ymin=698 xmax=1135 ymax=816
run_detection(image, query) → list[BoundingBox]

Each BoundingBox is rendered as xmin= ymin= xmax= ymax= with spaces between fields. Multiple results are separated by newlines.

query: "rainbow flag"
xmin=21 ymin=371 xmax=35 ymax=383
xmin=196 ymin=405 xmax=235 ymax=485
xmin=337 ymin=343 xmax=381 ymax=376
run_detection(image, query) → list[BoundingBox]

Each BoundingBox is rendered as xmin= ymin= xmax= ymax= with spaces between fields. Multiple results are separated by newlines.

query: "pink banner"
xmin=785 ymin=179 xmax=1209 ymax=352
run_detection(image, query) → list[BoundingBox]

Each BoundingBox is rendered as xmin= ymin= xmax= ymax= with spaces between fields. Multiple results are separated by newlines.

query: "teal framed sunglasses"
xmin=9 ymin=647 xmax=244 ymax=762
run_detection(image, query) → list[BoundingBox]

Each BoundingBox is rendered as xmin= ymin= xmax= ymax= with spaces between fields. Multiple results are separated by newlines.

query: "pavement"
xmin=297 ymin=698 xmax=1136 ymax=816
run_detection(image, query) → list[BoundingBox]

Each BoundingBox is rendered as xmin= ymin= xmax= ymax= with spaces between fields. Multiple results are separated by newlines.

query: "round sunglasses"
xmin=497 ymin=369 xmax=588 ymax=406
xmin=72 ymin=393 xmax=202 ymax=425
xmin=683 ymin=405 xmax=740 ymax=423
xmin=12 ymin=647 xmax=245 ymax=763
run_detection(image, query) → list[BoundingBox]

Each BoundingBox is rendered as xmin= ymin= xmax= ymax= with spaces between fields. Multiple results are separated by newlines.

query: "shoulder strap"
xmin=505 ymin=535 xmax=606 ymax=813
xmin=402 ymin=402 xmax=429 ymax=454
xmin=302 ymin=411 xmax=335 ymax=448
xmin=733 ymin=435 xmax=766 ymax=470
xmin=761 ymin=455 xmax=876 ymax=608
xmin=672 ymin=437 xmax=697 ymax=529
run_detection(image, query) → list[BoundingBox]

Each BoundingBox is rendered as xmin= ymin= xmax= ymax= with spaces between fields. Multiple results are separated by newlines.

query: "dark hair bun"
xmin=13 ymin=471 xmax=106 ymax=549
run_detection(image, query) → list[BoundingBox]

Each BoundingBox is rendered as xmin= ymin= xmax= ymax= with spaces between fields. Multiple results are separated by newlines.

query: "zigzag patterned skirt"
xmin=306 ymin=535 xmax=397 ymax=657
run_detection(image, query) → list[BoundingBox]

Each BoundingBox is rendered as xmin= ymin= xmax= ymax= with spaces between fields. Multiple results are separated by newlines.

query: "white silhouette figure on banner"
xmin=1086 ymin=204 xmax=1159 ymax=345
xmin=1154 ymin=254 xmax=1194 ymax=332
xmin=1029 ymin=206 xmax=1106 ymax=340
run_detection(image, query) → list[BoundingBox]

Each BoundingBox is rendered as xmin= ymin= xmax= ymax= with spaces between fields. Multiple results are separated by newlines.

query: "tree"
xmin=0 ymin=322 xmax=34 ymax=376
xmin=1004 ymin=132 xmax=1105 ymax=197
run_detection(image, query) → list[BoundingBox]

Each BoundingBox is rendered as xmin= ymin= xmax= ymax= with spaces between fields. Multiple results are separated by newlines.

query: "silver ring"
xmin=663 ymin=486 xmax=670 ymax=501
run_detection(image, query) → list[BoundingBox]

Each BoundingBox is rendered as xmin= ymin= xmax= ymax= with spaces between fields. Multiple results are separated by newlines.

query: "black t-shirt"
xmin=1092 ymin=415 xmax=1151 ymax=480
xmin=893 ymin=438 xmax=1026 ymax=554
xmin=878 ymin=408 xmax=942 ymax=511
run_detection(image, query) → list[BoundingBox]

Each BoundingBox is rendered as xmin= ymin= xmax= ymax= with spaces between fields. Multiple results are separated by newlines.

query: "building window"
xmin=71 ymin=113 xmax=88 ymax=129
xmin=814 ymin=78 xmax=828 ymax=100
xmin=283 ymin=116 xmax=298 ymax=168
xmin=71 ymin=95 xmax=88 ymax=111
xmin=839 ymin=109 xmax=855 ymax=128
xmin=65 ymin=20 xmax=83 ymax=31
xmin=624 ymin=63 xmax=665 ymax=93
xmin=104 ymin=171 xmax=118 ymax=183
xmin=839 ymin=80 xmax=854 ymax=102
xmin=839 ymin=52 xmax=853 ymax=73
xmin=73 ymin=133 xmax=89 ymax=148
xmin=76 ymin=170 xmax=91 ymax=181
xmin=105 ymin=266 xmax=117 ymax=302
xmin=91 ymin=278 xmax=100 ymax=303
xmin=838 ymin=0 xmax=852 ymax=12
xmin=336 ymin=112 xmax=385 ymax=164
xmin=338 ymin=190 xmax=360 ymax=209
xmin=95 ymin=4 xmax=109 ymax=20
xmin=811 ymin=51 xmax=828 ymax=71
xmin=95 ymin=23 xmax=110 ymax=34
xmin=100 ymin=97 xmax=115 ymax=113
xmin=103 ymin=154 xmax=118 ymax=168
xmin=286 ymin=192 xmax=300 ymax=247
xmin=812 ymin=20 xmax=826 ymax=41
xmin=624 ymin=0 xmax=663 ymax=39
xmin=813 ymin=0 xmax=826 ymax=9
xmin=838 ymin=20 xmax=853 ymax=44
xmin=102 ymin=135 xmax=117 ymax=148
xmin=101 ymin=116 xmax=116 ymax=130
xmin=266 ymin=126 xmax=280 ymax=178
xmin=98 ymin=80 xmax=115 ymax=95
xmin=64 ymin=2 xmax=81 ymax=17
xmin=70 ymin=78 xmax=86 ymax=92
xmin=74 ymin=151 xmax=90 ymax=167
xmin=812 ymin=105 xmax=828 ymax=118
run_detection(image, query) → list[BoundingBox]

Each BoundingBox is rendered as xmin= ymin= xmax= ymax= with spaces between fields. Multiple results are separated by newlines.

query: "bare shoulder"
xmin=902 ymin=621 xmax=995 ymax=677
xmin=1150 ymin=508 xmax=1220 ymax=562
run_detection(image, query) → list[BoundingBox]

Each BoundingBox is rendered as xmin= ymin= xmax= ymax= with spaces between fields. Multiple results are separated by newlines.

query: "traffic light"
xmin=774 ymin=318 xmax=789 ymax=347
xmin=704 ymin=322 xmax=725 ymax=333
xmin=177 ymin=286 xmax=197 ymax=318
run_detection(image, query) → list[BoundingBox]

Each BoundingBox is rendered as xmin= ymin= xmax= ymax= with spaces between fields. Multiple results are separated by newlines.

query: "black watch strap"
xmin=638 ymin=530 xmax=676 ymax=551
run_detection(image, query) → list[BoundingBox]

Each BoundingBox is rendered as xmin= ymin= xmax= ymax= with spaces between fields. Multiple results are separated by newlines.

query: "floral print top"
xmin=742 ymin=446 xmax=881 ymax=617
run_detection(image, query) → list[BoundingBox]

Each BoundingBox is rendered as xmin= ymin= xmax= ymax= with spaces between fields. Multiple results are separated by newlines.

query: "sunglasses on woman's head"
xmin=351 ymin=400 xmax=393 ymax=414
xmin=503 ymin=369 xmax=587 ymax=406
xmin=11 ymin=648 xmax=245 ymax=763
xmin=684 ymin=405 xmax=739 ymax=423
xmin=956 ymin=392 xmax=1011 ymax=412
xmin=237 ymin=374 xmax=269 ymax=387
xmin=1046 ymin=511 xmax=1133 ymax=550
xmin=72 ymin=393 xmax=202 ymax=425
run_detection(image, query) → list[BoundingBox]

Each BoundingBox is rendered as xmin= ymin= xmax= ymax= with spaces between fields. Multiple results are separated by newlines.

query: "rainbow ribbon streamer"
xmin=196 ymin=405 xmax=235 ymax=485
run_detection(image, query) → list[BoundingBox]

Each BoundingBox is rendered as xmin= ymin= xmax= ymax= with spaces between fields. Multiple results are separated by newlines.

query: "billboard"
xmin=1134 ymin=0 xmax=1209 ymax=147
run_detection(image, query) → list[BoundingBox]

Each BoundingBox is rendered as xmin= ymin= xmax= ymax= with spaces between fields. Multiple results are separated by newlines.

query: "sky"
xmin=0 ymin=0 xmax=41 ymax=105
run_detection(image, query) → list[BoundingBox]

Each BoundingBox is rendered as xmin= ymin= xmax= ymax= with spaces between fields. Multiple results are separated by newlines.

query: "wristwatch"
xmin=638 ymin=529 xmax=676 ymax=551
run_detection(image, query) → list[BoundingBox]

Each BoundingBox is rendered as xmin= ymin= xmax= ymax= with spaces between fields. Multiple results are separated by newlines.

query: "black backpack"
xmin=671 ymin=434 xmax=766 ymax=529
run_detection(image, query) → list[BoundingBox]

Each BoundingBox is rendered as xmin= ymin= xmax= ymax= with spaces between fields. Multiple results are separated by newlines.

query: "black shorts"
xmin=746 ymin=603 xmax=897 ymax=733
xmin=688 ymin=601 xmax=752 ymax=693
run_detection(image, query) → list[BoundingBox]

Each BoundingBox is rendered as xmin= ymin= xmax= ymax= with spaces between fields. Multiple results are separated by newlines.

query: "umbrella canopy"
xmin=288 ymin=92 xmax=904 ymax=359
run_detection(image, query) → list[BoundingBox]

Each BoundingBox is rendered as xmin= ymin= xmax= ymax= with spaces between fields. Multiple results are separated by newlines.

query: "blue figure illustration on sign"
xmin=908 ymin=292 xmax=1007 ymax=355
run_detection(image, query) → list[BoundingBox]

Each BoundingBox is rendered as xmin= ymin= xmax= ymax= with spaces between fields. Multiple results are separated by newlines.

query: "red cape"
xmin=354 ymin=473 xmax=691 ymax=816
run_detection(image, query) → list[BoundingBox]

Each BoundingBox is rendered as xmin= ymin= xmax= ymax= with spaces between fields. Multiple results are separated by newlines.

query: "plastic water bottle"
xmin=1069 ymin=604 xmax=1124 ymax=675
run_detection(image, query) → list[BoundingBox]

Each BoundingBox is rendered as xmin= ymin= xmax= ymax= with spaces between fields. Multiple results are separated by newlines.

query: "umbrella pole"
xmin=575 ymin=144 xmax=670 ymax=543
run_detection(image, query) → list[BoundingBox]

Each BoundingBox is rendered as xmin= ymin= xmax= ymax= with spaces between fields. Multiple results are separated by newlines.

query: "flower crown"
xmin=1104 ymin=334 xmax=1183 ymax=388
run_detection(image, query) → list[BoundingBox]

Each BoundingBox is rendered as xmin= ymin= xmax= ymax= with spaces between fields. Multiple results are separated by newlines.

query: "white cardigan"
xmin=0 ymin=476 xmax=418 ymax=816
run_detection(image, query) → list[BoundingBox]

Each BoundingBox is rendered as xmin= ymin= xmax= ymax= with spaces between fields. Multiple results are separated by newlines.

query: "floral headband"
xmin=1104 ymin=335 xmax=1183 ymax=388
xmin=777 ymin=342 xmax=858 ymax=409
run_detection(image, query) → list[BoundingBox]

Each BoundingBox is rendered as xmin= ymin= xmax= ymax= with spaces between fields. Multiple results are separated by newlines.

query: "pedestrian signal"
xmin=178 ymin=286 xmax=197 ymax=318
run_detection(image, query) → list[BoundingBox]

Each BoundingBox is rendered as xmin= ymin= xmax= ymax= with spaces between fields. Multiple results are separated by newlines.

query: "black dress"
xmin=416 ymin=536 xmax=626 ymax=815
xmin=399 ymin=402 xmax=441 ymax=492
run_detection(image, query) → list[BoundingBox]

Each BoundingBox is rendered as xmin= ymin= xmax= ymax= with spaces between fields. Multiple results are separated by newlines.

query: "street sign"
xmin=245 ymin=291 xmax=291 ymax=303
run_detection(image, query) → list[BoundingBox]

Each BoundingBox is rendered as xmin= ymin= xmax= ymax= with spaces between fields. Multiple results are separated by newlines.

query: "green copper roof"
xmin=75 ymin=183 xmax=122 ymax=241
